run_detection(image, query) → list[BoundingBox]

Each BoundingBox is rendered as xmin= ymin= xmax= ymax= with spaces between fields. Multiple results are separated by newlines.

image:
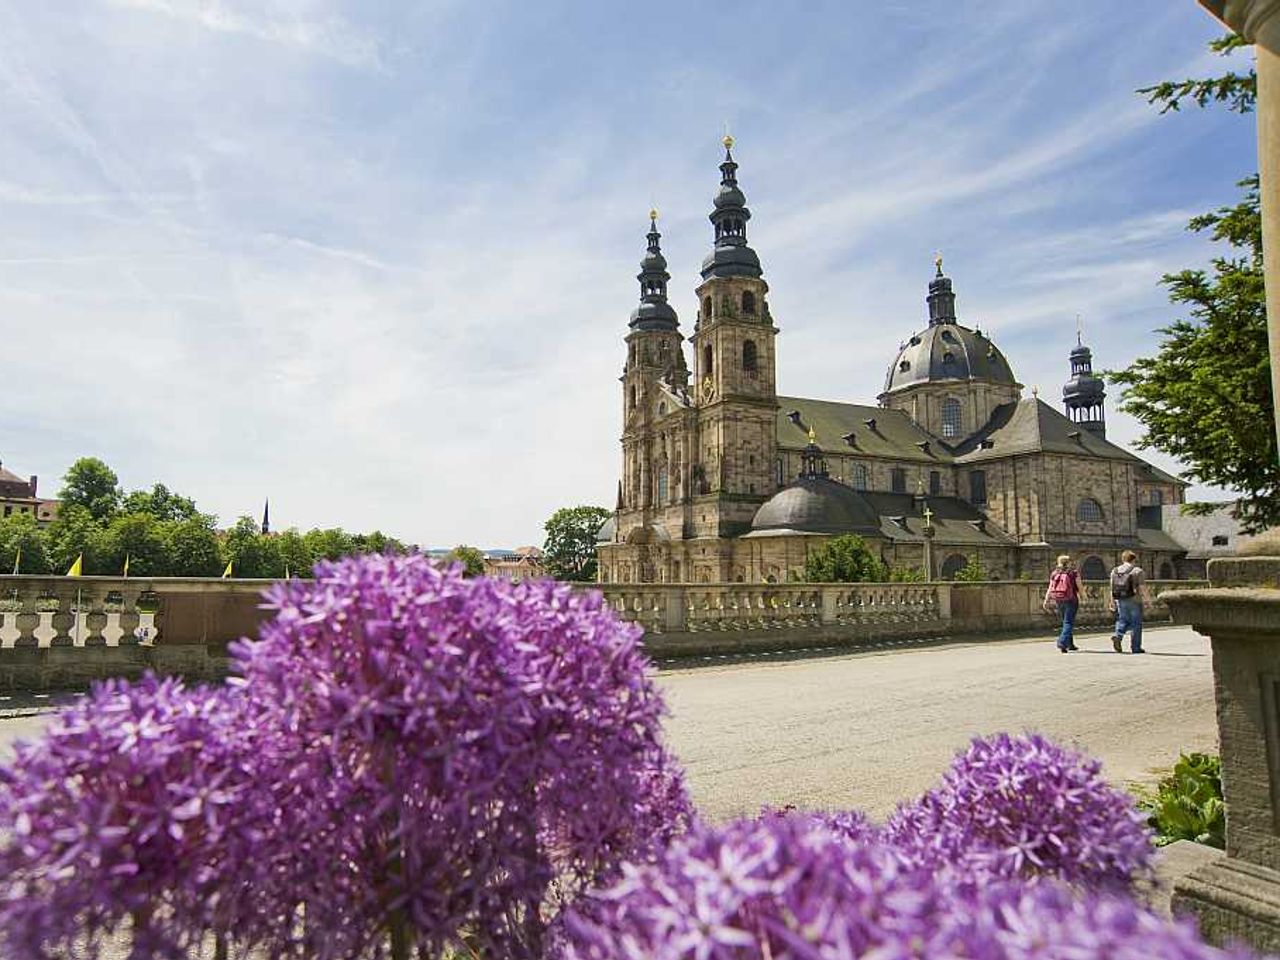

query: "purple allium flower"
xmin=0 ymin=675 xmax=271 ymax=960
xmin=233 ymin=555 xmax=692 ymax=959
xmin=554 ymin=816 xmax=1257 ymax=960
xmin=885 ymin=733 xmax=1155 ymax=890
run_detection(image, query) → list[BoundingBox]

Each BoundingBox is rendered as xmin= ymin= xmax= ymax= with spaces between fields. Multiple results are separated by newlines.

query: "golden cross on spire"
xmin=923 ymin=505 xmax=934 ymax=526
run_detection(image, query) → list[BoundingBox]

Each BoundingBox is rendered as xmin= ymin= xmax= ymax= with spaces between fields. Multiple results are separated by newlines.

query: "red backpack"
xmin=1048 ymin=569 xmax=1077 ymax=601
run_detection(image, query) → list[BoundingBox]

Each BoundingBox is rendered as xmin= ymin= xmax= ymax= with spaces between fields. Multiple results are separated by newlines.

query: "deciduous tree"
xmin=58 ymin=458 xmax=121 ymax=523
xmin=803 ymin=534 xmax=882 ymax=583
xmin=543 ymin=506 xmax=611 ymax=582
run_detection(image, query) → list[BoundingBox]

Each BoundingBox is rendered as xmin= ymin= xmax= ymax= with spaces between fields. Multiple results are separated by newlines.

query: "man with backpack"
xmin=1042 ymin=554 xmax=1081 ymax=653
xmin=1108 ymin=550 xmax=1147 ymax=654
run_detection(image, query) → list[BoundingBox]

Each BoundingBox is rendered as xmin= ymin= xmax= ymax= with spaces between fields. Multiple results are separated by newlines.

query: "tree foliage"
xmin=952 ymin=555 xmax=987 ymax=582
xmin=58 ymin=458 xmax=121 ymax=523
xmin=15 ymin=457 xmax=414 ymax=578
xmin=543 ymin=506 xmax=611 ymax=582
xmin=446 ymin=544 xmax=486 ymax=577
xmin=1113 ymin=36 xmax=1277 ymax=533
xmin=803 ymin=534 xmax=882 ymax=583
xmin=1137 ymin=34 xmax=1255 ymax=116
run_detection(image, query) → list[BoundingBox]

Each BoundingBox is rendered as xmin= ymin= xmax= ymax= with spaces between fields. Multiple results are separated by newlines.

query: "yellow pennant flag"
xmin=67 ymin=554 xmax=83 ymax=577
xmin=221 ymin=559 xmax=234 ymax=578
xmin=122 ymin=554 xmax=131 ymax=578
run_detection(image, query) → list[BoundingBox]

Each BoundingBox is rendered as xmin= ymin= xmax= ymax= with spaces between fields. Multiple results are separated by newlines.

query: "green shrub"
xmin=952 ymin=556 xmax=987 ymax=582
xmin=1136 ymin=752 xmax=1225 ymax=848
xmin=804 ymin=535 xmax=882 ymax=583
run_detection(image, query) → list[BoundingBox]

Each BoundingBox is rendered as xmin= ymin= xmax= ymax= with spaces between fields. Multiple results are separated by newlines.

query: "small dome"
xmin=630 ymin=300 xmax=678 ymax=328
xmin=700 ymin=243 xmax=762 ymax=280
xmin=714 ymin=184 xmax=746 ymax=209
xmin=641 ymin=249 xmax=668 ymax=272
xmin=596 ymin=515 xmax=616 ymax=543
xmin=883 ymin=324 xmax=1017 ymax=394
xmin=751 ymin=476 xmax=881 ymax=535
xmin=1063 ymin=373 xmax=1105 ymax=403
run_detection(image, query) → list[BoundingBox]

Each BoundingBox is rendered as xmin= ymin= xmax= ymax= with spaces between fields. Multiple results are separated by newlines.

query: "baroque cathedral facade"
xmin=596 ymin=140 xmax=1189 ymax=584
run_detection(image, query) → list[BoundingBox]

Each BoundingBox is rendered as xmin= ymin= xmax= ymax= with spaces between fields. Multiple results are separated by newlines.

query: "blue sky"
xmin=0 ymin=1 xmax=1255 ymax=547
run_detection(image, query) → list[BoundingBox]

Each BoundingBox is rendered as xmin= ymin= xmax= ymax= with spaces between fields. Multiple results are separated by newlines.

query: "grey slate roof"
xmin=776 ymin=396 xmax=947 ymax=465
xmin=882 ymin=323 xmax=1018 ymax=394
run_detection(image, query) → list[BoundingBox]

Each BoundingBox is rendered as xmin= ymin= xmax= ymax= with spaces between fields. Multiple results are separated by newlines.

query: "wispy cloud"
xmin=0 ymin=0 xmax=1249 ymax=545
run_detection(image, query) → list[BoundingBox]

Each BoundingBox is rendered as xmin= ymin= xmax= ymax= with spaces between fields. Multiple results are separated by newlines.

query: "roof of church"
xmin=951 ymin=398 xmax=1185 ymax=484
xmin=0 ymin=465 xmax=34 ymax=499
xmin=776 ymin=397 xmax=944 ymax=464
xmin=882 ymin=322 xmax=1018 ymax=395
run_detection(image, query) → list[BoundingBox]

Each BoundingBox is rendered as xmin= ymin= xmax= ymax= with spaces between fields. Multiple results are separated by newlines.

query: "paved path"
xmin=0 ymin=625 xmax=1217 ymax=822
xmin=657 ymin=625 xmax=1217 ymax=821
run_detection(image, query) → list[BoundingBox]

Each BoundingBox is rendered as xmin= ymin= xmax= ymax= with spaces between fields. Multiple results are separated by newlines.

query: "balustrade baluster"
xmin=49 ymin=588 xmax=76 ymax=647
xmin=117 ymin=588 xmax=142 ymax=646
xmin=84 ymin=588 xmax=108 ymax=646
xmin=13 ymin=584 xmax=39 ymax=648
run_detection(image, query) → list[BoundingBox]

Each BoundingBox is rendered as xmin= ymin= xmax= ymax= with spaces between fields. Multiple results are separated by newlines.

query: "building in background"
xmin=0 ymin=460 xmax=59 ymax=526
xmin=597 ymin=142 xmax=1192 ymax=583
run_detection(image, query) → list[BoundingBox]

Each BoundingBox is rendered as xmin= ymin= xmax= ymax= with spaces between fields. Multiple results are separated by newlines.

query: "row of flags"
xmin=10 ymin=552 xmax=242 ymax=578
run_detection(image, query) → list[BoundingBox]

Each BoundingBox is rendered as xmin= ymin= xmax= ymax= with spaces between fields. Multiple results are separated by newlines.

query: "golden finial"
xmin=723 ymin=133 xmax=735 ymax=150
xmin=649 ymin=207 xmax=659 ymax=222
xmin=807 ymin=425 xmax=817 ymax=444
xmin=934 ymin=251 xmax=943 ymax=274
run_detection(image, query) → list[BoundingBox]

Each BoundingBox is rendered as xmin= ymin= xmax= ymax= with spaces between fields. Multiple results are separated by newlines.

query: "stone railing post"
xmin=1165 ymin=556 xmax=1280 ymax=952
xmin=83 ymin=587 xmax=109 ymax=647
xmin=820 ymin=586 xmax=839 ymax=625
xmin=13 ymin=582 xmax=40 ymax=647
xmin=117 ymin=586 xmax=142 ymax=645
xmin=664 ymin=586 xmax=687 ymax=632
xmin=49 ymin=586 xmax=76 ymax=647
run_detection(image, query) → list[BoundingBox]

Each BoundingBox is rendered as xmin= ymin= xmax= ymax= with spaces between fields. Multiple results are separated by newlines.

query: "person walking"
xmin=1042 ymin=555 xmax=1081 ymax=653
xmin=1108 ymin=550 xmax=1148 ymax=654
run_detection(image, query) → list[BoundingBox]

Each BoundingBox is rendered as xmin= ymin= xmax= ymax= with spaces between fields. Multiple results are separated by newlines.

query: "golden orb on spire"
xmin=722 ymin=133 xmax=735 ymax=150
xmin=934 ymin=251 xmax=943 ymax=272
xmin=649 ymin=207 xmax=659 ymax=222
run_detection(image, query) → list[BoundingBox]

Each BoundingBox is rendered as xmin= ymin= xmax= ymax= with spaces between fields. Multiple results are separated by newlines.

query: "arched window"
xmin=703 ymin=344 xmax=713 ymax=377
xmin=703 ymin=296 xmax=712 ymax=319
xmin=941 ymin=398 xmax=962 ymax=439
xmin=1081 ymin=556 xmax=1107 ymax=580
xmin=850 ymin=463 xmax=869 ymax=491
xmin=657 ymin=401 xmax=666 ymax=416
xmin=742 ymin=290 xmax=756 ymax=314
xmin=742 ymin=339 xmax=758 ymax=374
xmin=657 ymin=468 xmax=669 ymax=504
xmin=941 ymin=554 xmax=968 ymax=580
xmin=1077 ymin=498 xmax=1104 ymax=522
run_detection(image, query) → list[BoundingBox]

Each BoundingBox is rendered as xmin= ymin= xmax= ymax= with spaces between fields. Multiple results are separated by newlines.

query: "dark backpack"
xmin=1110 ymin=566 xmax=1136 ymax=600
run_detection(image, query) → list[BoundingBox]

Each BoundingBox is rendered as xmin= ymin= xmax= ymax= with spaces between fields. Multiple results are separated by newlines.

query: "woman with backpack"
xmin=1042 ymin=555 xmax=1081 ymax=653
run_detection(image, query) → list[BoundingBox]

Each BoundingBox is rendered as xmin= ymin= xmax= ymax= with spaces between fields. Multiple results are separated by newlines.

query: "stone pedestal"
xmin=1164 ymin=556 xmax=1280 ymax=953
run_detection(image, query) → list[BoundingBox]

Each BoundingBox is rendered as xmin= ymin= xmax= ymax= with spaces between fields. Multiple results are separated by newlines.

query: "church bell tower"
xmin=1062 ymin=325 xmax=1106 ymax=439
xmin=687 ymin=137 xmax=779 ymax=537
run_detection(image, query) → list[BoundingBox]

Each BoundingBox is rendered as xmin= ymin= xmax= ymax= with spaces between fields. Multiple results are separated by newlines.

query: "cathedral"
xmin=595 ymin=139 xmax=1189 ymax=585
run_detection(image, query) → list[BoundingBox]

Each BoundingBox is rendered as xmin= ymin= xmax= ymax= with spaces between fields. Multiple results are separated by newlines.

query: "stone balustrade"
xmin=0 ymin=575 xmax=1201 ymax=690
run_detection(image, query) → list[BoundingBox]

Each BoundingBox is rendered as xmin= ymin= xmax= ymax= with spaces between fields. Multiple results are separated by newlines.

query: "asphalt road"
xmin=657 ymin=625 xmax=1217 ymax=821
xmin=0 ymin=625 xmax=1217 ymax=824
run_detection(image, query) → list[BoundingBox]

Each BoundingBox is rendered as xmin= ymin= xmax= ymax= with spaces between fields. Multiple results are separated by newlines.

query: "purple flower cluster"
xmin=555 ymin=816 xmax=1251 ymax=960
xmin=886 ymin=732 xmax=1155 ymax=890
xmin=0 ymin=675 xmax=273 ymax=960
xmin=0 ymin=556 xmax=691 ymax=959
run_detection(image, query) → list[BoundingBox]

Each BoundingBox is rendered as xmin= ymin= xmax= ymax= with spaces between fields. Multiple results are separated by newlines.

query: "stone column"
xmin=1198 ymin=0 xmax=1280 ymax=447
xmin=1164 ymin=557 xmax=1280 ymax=952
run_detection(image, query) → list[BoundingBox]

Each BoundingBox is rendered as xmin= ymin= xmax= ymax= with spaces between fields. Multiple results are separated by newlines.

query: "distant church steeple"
xmin=1062 ymin=320 xmax=1106 ymax=439
xmin=629 ymin=210 xmax=679 ymax=332
xmin=701 ymin=135 xmax=763 ymax=280
xmin=261 ymin=498 xmax=270 ymax=535
xmin=926 ymin=254 xmax=957 ymax=325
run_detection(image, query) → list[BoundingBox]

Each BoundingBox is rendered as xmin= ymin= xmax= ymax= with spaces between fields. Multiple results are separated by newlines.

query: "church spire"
xmin=629 ymin=209 xmax=678 ymax=331
xmin=799 ymin=428 xmax=829 ymax=480
xmin=701 ymin=135 xmax=763 ymax=280
xmin=1062 ymin=321 xmax=1107 ymax=438
xmin=926 ymin=254 xmax=957 ymax=325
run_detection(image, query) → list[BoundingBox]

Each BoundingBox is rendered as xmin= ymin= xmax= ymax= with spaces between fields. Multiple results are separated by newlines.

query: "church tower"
xmin=1062 ymin=327 xmax=1106 ymax=439
xmin=687 ymin=137 xmax=779 ymax=539
xmin=618 ymin=212 xmax=689 ymax=525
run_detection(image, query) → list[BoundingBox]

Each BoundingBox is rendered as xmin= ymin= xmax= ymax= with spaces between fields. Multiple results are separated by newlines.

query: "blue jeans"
xmin=1057 ymin=600 xmax=1078 ymax=650
xmin=1113 ymin=599 xmax=1143 ymax=651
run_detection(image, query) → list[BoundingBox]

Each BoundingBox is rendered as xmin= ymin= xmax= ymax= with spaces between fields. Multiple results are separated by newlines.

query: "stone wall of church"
xmin=777 ymin=450 xmax=955 ymax=496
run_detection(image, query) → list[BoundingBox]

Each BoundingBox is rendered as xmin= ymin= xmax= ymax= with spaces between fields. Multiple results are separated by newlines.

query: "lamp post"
xmin=921 ymin=504 xmax=936 ymax=581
